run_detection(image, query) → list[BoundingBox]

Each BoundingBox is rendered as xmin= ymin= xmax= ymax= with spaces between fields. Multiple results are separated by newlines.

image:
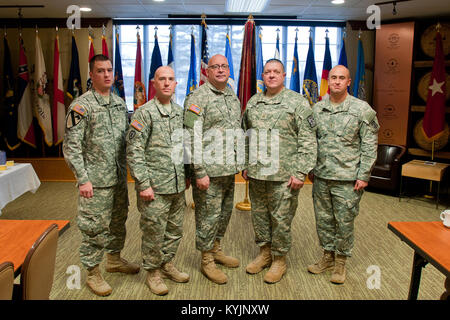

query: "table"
xmin=0 ymin=219 xmax=70 ymax=277
xmin=0 ymin=163 xmax=41 ymax=215
xmin=388 ymin=221 xmax=450 ymax=300
xmin=399 ymin=160 xmax=449 ymax=208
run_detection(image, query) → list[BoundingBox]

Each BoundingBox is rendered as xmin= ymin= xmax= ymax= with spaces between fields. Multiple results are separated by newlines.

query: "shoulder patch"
xmin=66 ymin=110 xmax=84 ymax=129
xmin=188 ymin=104 xmax=201 ymax=115
xmin=130 ymin=119 xmax=144 ymax=131
xmin=72 ymin=104 xmax=86 ymax=116
xmin=370 ymin=119 xmax=379 ymax=130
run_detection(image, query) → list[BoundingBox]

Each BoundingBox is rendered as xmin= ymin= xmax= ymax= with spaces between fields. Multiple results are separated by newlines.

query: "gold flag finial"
xmin=201 ymin=13 xmax=207 ymax=27
xmin=436 ymin=22 xmax=441 ymax=32
xmin=248 ymin=14 xmax=254 ymax=21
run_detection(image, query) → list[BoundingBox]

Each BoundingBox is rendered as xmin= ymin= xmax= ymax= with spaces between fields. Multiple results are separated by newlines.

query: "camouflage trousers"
xmin=249 ymin=178 xmax=300 ymax=256
xmin=138 ymin=191 xmax=186 ymax=271
xmin=77 ymin=182 xmax=129 ymax=269
xmin=192 ymin=175 xmax=235 ymax=252
xmin=312 ymin=177 xmax=363 ymax=257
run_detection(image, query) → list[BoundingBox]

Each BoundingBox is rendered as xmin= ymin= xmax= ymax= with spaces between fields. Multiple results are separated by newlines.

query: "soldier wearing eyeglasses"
xmin=183 ymin=54 xmax=242 ymax=284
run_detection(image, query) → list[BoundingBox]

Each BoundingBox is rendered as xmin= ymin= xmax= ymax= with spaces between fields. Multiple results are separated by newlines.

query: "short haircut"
xmin=89 ymin=54 xmax=111 ymax=72
xmin=264 ymin=58 xmax=285 ymax=73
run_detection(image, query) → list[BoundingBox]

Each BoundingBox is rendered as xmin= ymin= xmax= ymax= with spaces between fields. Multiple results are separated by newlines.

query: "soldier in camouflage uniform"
xmin=127 ymin=66 xmax=189 ymax=296
xmin=307 ymin=65 xmax=379 ymax=284
xmin=63 ymin=55 xmax=140 ymax=297
xmin=242 ymin=59 xmax=317 ymax=284
xmin=184 ymin=54 xmax=242 ymax=284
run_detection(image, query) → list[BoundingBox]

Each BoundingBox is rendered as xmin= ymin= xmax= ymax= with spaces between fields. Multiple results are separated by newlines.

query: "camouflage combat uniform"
xmin=126 ymin=98 xmax=186 ymax=271
xmin=242 ymin=88 xmax=317 ymax=256
xmin=63 ymin=89 xmax=129 ymax=269
xmin=183 ymin=81 xmax=242 ymax=252
xmin=312 ymin=94 xmax=379 ymax=257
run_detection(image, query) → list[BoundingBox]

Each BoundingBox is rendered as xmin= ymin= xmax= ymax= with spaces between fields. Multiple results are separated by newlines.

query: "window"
xmin=115 ymin=23 xmax=343 ymax=111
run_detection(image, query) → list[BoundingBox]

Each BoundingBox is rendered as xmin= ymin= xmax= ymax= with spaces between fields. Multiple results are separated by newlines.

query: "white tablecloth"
xmin=0 ymin=163 xmax=41 ymax=215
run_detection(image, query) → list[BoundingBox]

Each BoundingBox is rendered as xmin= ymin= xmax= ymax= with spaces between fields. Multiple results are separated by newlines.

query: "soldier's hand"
xmin=79 ymin=181 xmax=94 ymax=198
xmin=354 ymin=180 xmax=368 ymax=191
xmin=140 ymin=187 xmax=155 ymax=201
xmin=287 ymin=176 xmax=304 ymax=190
xmin=196 ymin=175 xmax=210 ymax=190
xmin=242 ymin=170 xmax=249 ymax=181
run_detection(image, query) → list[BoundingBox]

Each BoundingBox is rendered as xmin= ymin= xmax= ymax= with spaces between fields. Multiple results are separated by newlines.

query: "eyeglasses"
xmin=208 ymin=64 xmax=229 ymax=70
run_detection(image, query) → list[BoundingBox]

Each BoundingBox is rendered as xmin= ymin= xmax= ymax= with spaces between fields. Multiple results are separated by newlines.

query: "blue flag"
xmin=338 ymin=37 xmax=348 ymax=67
xmin=168 ymin=29 xmax=174 ymax=68
xmin=67 ymin=35 xmax=82 ymax=101
xmin=290 ymin=32 xmax=300 ymax=93
xmin=112 ymin=32 xmax=125 ymax=101
xmin=186 ymin=33 xmax=198 ymax=95
xmin=225 ymin=33 xmax=235 ymax=92
xmin=148 ymin=33 xmax=163 ymax=100
xmin=353 ymin=38 xmax=366 ymax=100
xmin=256 ymin=28 xmax=265 ymax=93
xmin=302 ymin=37 xmax=319 ymax=106
xmin=274 ymin=30 xmax=280 ymax=59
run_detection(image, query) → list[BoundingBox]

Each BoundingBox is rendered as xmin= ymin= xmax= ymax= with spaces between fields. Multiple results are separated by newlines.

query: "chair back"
xmin=376 ymin=144 xmax=406 ymax=167
xmin=20 ymin=223 xmax=59 ymax=300
xmin=0 ymin=261 xmax=14 ymax=300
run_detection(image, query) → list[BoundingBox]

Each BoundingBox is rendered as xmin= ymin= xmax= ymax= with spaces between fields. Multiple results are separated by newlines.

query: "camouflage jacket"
xmin=127 ymin=98 xmax=185 ymax=194
xmin=183 ymin=81 xmax=243 ymax=179
xmin=312 ymin=94 xmax=379 ymax=182
xmin=242 ymin=88 xmax=317 ymax=182
xmin=63 ymin=89 xmax=128 ymax=187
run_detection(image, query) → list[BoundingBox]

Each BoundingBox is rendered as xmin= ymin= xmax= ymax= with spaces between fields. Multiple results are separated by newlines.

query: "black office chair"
xmin=369 ymin=144 xmax=406 ymax=193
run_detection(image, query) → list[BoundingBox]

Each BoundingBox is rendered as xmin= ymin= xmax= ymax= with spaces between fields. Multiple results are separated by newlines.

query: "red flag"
xmin=53 ymin=32 xmax=65 ymax=145
xmin=133 ymin=32 xmax=146 ymax=110
xmin=422 ymin=31 xmax=446 ymax=141
xmin=17 ymin=37 xmax=36 ymax=147
xmin=86 ymin=35 xmax=95 ymax=91
xmin=237 ymin=17 xmax=256 ymax=114
xmin=102 ymin=35 xmax=109 ymax=57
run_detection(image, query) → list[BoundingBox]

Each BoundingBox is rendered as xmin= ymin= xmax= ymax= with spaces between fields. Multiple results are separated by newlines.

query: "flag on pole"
xmin=34 ymin=30 xmax=53 ymax=146
xmin=86 ymin=33 xmax=95 ymax=91
xmin=353 ymin=37 xmax=366 ymax=100
xmin=200 ymin=17 xmax=209 ymax=86
xmin=225 ymin=32 xmax=235 ymax=91
xmin=53 ymin=29 xmax=65 ymax=145
xmin=319 ymin=33 xmax=332 ymax=100
xmin=102 ymin=26 xmax=109 ymax=57
xmin=256 ymin=27 xmax=265 ymax=93
xmin=168 ymin=27 xmax=174 ymax=68
xmin=134 ymin=30 xmax=146 ymax=109
xmin=2 ymin=35 xmax=20 ymax=150
xmin=17 ymin=37 xmax=36 ymax=148
xmin=113 ymin=31 xmax=125 ymax=101
xmin=186 ymin=32 xmax=198 ymax=95
xmin=338 ymin=35 xmax=348 ymax=67
xmin=274 ymin=29 xmax=280 ymax=59
xmin=148 ymin=29 xmax=163 ymax=100
xmin=289 ymin=30 xmax=300 ymax=93
xmin=67 ymin=35 xmax=82 ymax=101
xmin=303 ymin=35 xmax=319 ymax=106
xmin=237 ymin=16 xmax=256 ymax=114
xmin=422 ymin=29 xmax=446 ymax=141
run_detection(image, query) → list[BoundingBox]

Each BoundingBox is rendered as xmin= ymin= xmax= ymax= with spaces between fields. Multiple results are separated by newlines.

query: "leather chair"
xmin=0 ymin=261 xmax=14 ymax=300
xmin=369 ymin=144 xmax=406 ymax=193
xmin=13 ymin=224 xmax=59 ymax=300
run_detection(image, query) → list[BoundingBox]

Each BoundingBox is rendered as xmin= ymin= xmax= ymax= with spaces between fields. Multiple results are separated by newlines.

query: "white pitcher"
xmin=440 ymin=210 xmax=450 ymax=228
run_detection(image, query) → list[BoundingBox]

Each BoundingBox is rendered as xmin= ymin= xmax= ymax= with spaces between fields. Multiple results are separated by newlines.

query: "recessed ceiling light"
xmin=80 ymin=7 xmax=92 ymax=12
xmin=226 ymin=0 xmax=270 ymax=13
xmin=154 ymin=0 xmax=165 ymax=2
xmin=331 ymin=0 xmax=345 ymax=4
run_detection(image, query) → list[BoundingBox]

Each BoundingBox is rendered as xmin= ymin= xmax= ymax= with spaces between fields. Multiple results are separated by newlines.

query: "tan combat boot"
xmin=246 ymin=244 xmax=272 ymax=274
xmin=212 ymin=240 xmax=240 ymax=268
xmin=86 ymin=265 xmax=112 ymax=296
xmin=330 ymin=254 xmax=347 ymax=284
xmin=105 ymin=252 xmax=140 ymax=274
xmin=201 ymin=251 xmax=227 ymax=284
xmin=161 ymin=261 xmax=190 ymax=283
xmin=263 ymin=255 xmax=287 ymax=284
xmin=307 ymin=250 xmax=335 ymax=274
xmin=146 ymin=269 xmax=168 ymax=295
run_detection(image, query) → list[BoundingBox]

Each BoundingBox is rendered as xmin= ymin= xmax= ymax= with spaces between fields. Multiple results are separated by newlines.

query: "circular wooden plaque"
xmin=417 ymin=72 xmax=450 ymax=102
xmin=420 ymin=23 xmax=450 ymax=58
xmin=413 ymin=118 xmax=449 ymax=151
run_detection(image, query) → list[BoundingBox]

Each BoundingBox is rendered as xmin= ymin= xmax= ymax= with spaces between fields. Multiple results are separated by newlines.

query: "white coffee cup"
xmin=440 ymin=210 xmax=450 ymax=228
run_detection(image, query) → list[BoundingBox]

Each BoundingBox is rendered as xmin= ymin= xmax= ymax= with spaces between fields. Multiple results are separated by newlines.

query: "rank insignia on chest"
xmin=72 ymin=104 xmax=86 ymax=116
xmin=188 ymin=104 xmax=201 ymax=115
xmin=131 ymin=119 xmax=144 ymax=131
